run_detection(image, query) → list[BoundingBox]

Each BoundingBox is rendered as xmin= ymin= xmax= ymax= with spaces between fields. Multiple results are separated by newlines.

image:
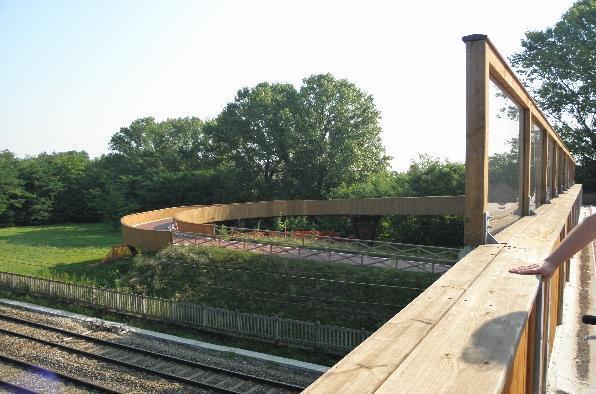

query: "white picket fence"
xmin=0 ymin=271 xmax=370 ymax=353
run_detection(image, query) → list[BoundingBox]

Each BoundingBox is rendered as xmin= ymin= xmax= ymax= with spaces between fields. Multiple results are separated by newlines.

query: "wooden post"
xmin=463 ymin=34 xmax=489 ymax=246
xmin=552 ymin=146 xmax=559 ymax=198
xmin=540 ymin=131 xmax=548 ymax=203
xmin=522 ymin=109 xmax=532 ymax=215
xmin=235 ymin=310 xmax=241 ymax=332
xmin=274 ymin=315 xmax=280 ymax=342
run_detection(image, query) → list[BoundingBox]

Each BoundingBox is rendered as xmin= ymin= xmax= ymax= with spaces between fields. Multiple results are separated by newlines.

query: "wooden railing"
xmin=463 ymin=34 xmax=576 ymax=246
xmin=306 ymin=184 xmax=581 ymax=393
xmin=306 ymin=34 xmax=580 ymax=393
xmin=121 ymin=196 xmax=465 ymax=252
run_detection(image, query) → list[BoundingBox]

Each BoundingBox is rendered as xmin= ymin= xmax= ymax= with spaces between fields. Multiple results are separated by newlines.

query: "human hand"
xmin=509 ymin=260 xmax=557 ymax=279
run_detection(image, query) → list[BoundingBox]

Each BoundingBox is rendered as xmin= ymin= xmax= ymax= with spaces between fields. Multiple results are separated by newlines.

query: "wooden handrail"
xmin=305 ymin=184 xmax=581 ymax=393
xmin=120 ymin=196 xmax=465 ymax=252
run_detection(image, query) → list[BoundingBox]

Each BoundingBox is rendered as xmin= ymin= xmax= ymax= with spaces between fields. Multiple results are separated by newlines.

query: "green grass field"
xmin=0 ymin=223 xmax=127 ymax=286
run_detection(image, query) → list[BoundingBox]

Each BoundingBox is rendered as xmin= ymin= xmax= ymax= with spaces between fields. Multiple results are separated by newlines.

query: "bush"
xmin=118 ymin=245 xmax=439 ymax=330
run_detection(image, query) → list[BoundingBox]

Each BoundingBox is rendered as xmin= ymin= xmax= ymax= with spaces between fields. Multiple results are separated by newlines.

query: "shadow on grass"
xmin=0 ymin=223 xmax=121 ymax=249
xmin=50 ymin=258 xmax=133 ymax=287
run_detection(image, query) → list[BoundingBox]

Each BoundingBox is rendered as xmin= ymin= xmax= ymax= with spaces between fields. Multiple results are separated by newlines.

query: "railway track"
xmin=0 ymin=351 xmax=119 ymax=393
xmin=0 ymin=312 xmax=307 ymax=393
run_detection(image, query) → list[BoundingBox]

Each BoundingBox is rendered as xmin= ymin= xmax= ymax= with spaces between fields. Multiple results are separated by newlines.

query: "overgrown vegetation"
xmin=118 ymin=245 xmax=439 ymax=331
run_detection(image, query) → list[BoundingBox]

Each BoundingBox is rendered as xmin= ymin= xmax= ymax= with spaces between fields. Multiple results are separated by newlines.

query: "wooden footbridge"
xmin=121 ymin=35 xmax=580 ymax=393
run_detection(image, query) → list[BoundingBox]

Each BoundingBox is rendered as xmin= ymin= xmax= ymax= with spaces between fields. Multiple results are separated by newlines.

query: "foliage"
xmin=404 ymin=154 xmax=465 ymax=196
xmin=0 ymin=150 xmax=27 ymax=225
xmin=205 ymin=83 xmax=299 ymax=199
xmin=119 ymin=245 xmax=438 ymax=330
xmin=0 ymin=74 xmax=464 ymax=247
xmin=323 ymin=156 xmax=465 ymax=246
xmin=511 ymin=0 xmax=595 ymax=190
xmin=327 ymin=171 xmax=406 ymax=200
xmin=206 ymin=74 xmax=390 ymax=200
xmin=291 ymin=74 xmax=390 ymax=198
xmin=108 ymin=117 xmax=207 ymax=175
xmin=6 ymin=151 xmax=93 ymax=225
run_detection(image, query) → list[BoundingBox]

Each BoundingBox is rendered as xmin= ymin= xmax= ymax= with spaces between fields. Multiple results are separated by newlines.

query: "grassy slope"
xmin=0 ymin=223 xmax=127 ymax=286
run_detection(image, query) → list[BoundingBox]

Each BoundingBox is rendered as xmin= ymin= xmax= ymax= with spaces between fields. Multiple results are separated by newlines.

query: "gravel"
xmin=0 ymin=303 xmax=322 ymax=392
xmin=0 ymin=359 xmax=89 ymax=394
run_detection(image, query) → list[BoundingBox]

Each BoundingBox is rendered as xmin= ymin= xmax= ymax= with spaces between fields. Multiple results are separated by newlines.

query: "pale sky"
xmin=0 ymin=0 xmax=574 ymax=170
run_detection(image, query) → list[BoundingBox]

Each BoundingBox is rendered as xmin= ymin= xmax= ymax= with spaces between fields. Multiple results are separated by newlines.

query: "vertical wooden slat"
xmin=463 ymin=35 xmax=489 ymax=246
xmin=552 ymin=145 xmax=559 ymax=198
xmin=540 ymin=131 xmax=548 ymax=204
xmin=522 ymin=109 xmax=532 ymax=215
xmin=525 ymin=300 xmax=536 ymax=393
xmin=504 ymin=319 xmax=528 ymax=394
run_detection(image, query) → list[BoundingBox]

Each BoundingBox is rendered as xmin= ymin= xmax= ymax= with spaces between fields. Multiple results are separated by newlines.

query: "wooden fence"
xmin=0 ymin=271 xmax=370 ymax=354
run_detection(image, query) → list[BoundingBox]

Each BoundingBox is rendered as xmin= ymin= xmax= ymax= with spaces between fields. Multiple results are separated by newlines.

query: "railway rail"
xmin=0 ymin=311 xmax=308 ymax=393
xmin=0 ymin=351 xmax=119 ymax=393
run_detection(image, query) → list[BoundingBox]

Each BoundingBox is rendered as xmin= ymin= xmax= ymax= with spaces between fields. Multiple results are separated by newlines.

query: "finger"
xmin=509 ymin=264 xmax=542 ymax=275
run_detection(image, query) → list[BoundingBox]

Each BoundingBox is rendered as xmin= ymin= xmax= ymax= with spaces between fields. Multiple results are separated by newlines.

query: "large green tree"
xmin=205 ymin=83 xmax=299 ymax=200
xmin=108 ymin=117 xmax=206 ymax=175
xmin=293 ymin=74 xmax=389 ymax=198
xmin=207 ymin=74 xmax=390 ymax=200
xmin=511 ymin=0 xmax=595 ymax=190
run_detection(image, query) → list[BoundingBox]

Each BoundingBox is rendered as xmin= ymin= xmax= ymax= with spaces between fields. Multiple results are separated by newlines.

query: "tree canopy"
xmin=206 ymin=74 xmax=390 ymax=200
xmin=0 ymin=74 xmax=467 ymax=246
xmin=108 ymin=117 xmax=206 ymax=175
xmin=511 ymin=0 xmax=595 ymax=190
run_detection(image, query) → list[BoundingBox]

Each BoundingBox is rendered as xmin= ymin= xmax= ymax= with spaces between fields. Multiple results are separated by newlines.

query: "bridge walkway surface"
xmin=134 ymin=218 xmax=453 ymax=274
xmin=547 ymin=205 xmax=596 ymax=393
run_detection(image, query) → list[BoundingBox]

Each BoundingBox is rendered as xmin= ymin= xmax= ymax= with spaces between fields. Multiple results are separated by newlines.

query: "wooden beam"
xmin=303 ymin=244 xmax=504 ymax=394
xmin=540 ymin=131 xmax=548 ymax=204
xmin=371 ymin=185 xmax=581 ymax=393
xmin=484 ymin=42 xmax=573 ymax=160
xmin=522 ymin=109 xmax=532 ymax=215
xmin=463 ymin=36 xmax=489 ymax=246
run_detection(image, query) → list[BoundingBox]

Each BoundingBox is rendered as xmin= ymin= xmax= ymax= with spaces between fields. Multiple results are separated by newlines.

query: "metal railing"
xmin=0 ymin=271 xmax=370 ymax=354
xmin=172 ymin=225 xmax=462 ymax=274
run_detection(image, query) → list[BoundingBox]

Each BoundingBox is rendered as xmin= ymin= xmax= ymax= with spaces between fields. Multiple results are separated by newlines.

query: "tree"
xmin=511 ymin=0 xmax=596 ymax=190
xmin=384 ymin=156 xmax=465 ymax=247
xmin=293 ymin=74 xmax=390 ymax=198
xmin=205 ymin=83 xmax=299 ymax=200
xmin=405 ymin=155 xmax=465 ymax=196
xmin=206 ymin=74 xmax=390 ymax=200
xmin=108 ymin=117 xmax=206 ymax=175
xmin=49 ymin=151 xmax=92 ymax=222
xmin=0 ymin=150 xmax=27 ymax=225
xmin=327 ymin=171 xmax=407 ymax=240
